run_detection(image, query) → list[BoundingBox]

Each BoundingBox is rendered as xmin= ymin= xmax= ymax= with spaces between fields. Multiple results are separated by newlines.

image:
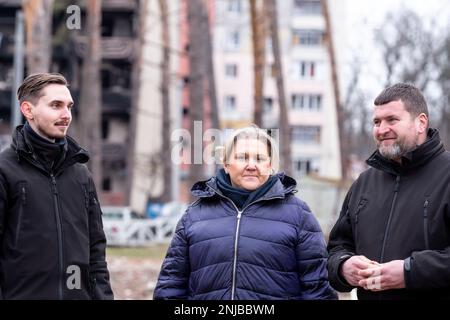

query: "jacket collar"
xmin=191 ymin=171 xmax=297 ymax=200
xmin=11 ymin=124 xmax=89 ymax=172
xmin=366 ymin=128 xmax=445 ymax=175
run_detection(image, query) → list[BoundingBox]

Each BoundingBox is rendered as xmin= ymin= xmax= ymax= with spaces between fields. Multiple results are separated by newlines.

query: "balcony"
xmin=293 ymin=0 xmax=322 ymax=16
xmin=0 ymin=32 xmax=14 ymax=58
xmin=70 ymin=89 xmax=131 ymax=117
xmin=74 ymin=36 xmax=136 ymax=60
xmin=102 ymin=0 xmax=137 ymax=11
xmin=102 ymin=89 xmax=131 ymax=116
xmin=103 ymin=142 xmax=126 ymax=163
xmin=0 ymin=89 xmax=12 ymax=110
xmin=0 ymin=0 xmax=22 ymax=7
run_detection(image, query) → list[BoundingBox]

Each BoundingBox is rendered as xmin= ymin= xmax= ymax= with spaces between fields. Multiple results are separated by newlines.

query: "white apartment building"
xmin=213 ymin=0 xmax=344 ymax=180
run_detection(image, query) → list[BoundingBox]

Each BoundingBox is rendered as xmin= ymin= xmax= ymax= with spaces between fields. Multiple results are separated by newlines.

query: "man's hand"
xmin=358 ymin=260 xmax=405 ymax=291
xmin=341 ymin=255 xmax=379 ymax=287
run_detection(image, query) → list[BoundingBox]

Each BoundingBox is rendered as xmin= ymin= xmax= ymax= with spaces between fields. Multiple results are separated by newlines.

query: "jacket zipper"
xmin=51 ymin=173 xmax=64 ymax=300
xmin=231 ymin=210 xmax=242 ymax=300
xmin=354 ymin=200 xmax=366 ymax=246
xmin=379 ymin=175 xmax=401 ymax=262
xmin=423 ymin=199 xmax=430 ymax=250
xmin=83 ymin=185 xmax=90 ymax=213
xmin=15 ymin=184 xmax=27 ymax=246
xmin=89 ymin=276 xmax=97 ymax=299
xmin=207 ymin=186 xmax=283 ymax=300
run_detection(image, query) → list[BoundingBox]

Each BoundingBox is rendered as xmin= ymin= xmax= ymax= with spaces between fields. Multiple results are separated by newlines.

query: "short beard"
xmin=378 ymin=138 xmax=416 ymax=160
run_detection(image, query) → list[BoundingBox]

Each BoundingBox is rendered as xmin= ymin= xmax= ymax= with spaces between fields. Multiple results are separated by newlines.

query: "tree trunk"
xmin=23 ymin=0 xmax=54 ymax=74
xmin=159 ymin=0 xmax=172 ymax=202
xmin=204 ymin=6 xmax=219 ymax=131
xmin=203 ymin=2 xmax=220 ymax=175
xmin=187 ymin=0 xmax=207 ymax=200
xmin=266 ymin=0 xmax=292 ymax=176
xmin=126 ymin=0 xmax=148 ymax=205
xmin=78 ymin=0 xmax=102 ymax=189
xmin=321 ymin=0 xmax=345 ymax=180
xmin=250 ymin=0 xmax=266 ymax=127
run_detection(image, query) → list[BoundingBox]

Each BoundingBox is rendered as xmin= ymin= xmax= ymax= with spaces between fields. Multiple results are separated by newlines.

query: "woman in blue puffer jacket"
xmin=153 ymin=126 xmax=337 ymax=300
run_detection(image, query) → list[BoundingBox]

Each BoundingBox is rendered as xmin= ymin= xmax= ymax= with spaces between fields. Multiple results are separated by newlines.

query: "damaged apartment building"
xmin=0 ymin=0 xmax=139 ymax=205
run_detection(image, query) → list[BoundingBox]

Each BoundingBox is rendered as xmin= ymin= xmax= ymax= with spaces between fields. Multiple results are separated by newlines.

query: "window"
xmin=102 ymin=177 xmax=111 ymax=191
xmin=291 ymin=125 xmax=321 ymax=144
xmin=292 ymin=61 xmax=316 ymax=79
xmin=101 ymin=118 xmax=110 ymax=139
xmin=227 ymin=0 xmax=242 ymax=13
xmin=102 ymin=14 xmax=133 ymax=37
xmin=291 ymin=94 xmax=305 ymax=109
xmin=291 ymin=94 xmax=322 ymax=111
xmin=225 ymin=31 xmax=240 ymax=51
xmin=292 ymin=29 xmax=323 ymax=46
xmin=294 ymin=159 xmax=311 ymax=175
xmin=309 ymin=94 xmax=322 ymax=110
xmin=101 ymin=62 xmax=132 ymax=89
xmin=293 ymin=0 xmax=322 ymax=15
xmin=263 ymin=97 xmax=273 ymax=113
xmin=224 ymin=95 xmax=236 ymax=110
xmin=225 ymin=64 xmax=238 ymax=77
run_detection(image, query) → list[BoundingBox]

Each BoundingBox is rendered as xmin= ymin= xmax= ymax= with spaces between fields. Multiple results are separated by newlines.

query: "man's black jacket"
xmin=328 ymin=128 xmax=450 ymax=299
xmin=0 ymin=125 xmax=113 ymax=299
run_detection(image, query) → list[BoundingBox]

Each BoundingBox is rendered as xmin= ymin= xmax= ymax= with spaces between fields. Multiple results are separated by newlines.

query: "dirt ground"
xmin=105 ymin=244 xmax=169 ymax=300
xmin=107 ymin=256 xmax=164 ymax=300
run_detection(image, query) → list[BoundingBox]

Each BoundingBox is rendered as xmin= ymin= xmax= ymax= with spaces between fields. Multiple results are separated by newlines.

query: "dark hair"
xmin=374 ymin=83 xmax=429 ymax=118
xmin=17 ymin=73 xmax=68 ymax=105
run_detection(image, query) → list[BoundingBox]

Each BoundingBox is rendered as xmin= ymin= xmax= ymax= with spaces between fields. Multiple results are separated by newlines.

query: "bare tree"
xmin=159 ymin=0 xmax=172 ymax=202
xmin=375 ymin=10 xmax=435 ymax=91
xmin=78 ymin=0 xmax=102 ymax=189
xmin=204 ymin=4 xmax=220 ymax=131
xmin=187 ymin=0 xmax=208 ymax=199
xmin=321 ymin=0 xmax=345 ymax=180
xmin=343 ymin=57 xmax=373 ymax=159
xmin=265 ymin=0 xmax=292 ymax=176
xmin=126 ymin=0 xmax=149 ymax=205
xmin=374 ymin=8 xmax=450 ymax=147
xmin=436 ymin=34 xmax=450 ymax=148
xmin=250 ymin=0 xmax=266 ymax=126
xmin=23 ymin=0 xmax=54 ymax=74
xmin=343 ymin=8 xmax=450 ymax=170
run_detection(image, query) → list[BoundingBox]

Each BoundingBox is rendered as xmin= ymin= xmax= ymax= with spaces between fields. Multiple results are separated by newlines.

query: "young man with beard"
xmin=0 ymin=73 xmax=113 ymax=299
xmin=327 ymin=83 xmax=450 ymax=299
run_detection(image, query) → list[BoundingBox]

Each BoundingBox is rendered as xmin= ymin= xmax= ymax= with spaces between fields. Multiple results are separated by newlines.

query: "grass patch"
xmin=106 ymin=244 xmax=169 ymax=260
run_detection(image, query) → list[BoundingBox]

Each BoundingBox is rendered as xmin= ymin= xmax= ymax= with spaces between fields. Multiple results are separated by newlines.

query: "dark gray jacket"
xmin=328 ymin=129 xmax=450 ymax=300
xmin=0 ymin=125 xmax=113 ymax=299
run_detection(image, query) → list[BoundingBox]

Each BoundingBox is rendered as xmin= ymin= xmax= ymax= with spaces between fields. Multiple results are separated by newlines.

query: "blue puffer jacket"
xmin=154 ymin=173 xmax=337 ymax=300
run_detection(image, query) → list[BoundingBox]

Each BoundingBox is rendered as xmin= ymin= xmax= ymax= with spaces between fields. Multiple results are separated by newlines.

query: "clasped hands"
xmin=341 ymin=255 xmax=406 ymax=291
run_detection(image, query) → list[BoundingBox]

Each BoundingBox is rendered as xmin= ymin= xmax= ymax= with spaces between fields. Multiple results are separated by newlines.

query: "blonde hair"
xmin=217 ymin=125 xmax=280 ymax=173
